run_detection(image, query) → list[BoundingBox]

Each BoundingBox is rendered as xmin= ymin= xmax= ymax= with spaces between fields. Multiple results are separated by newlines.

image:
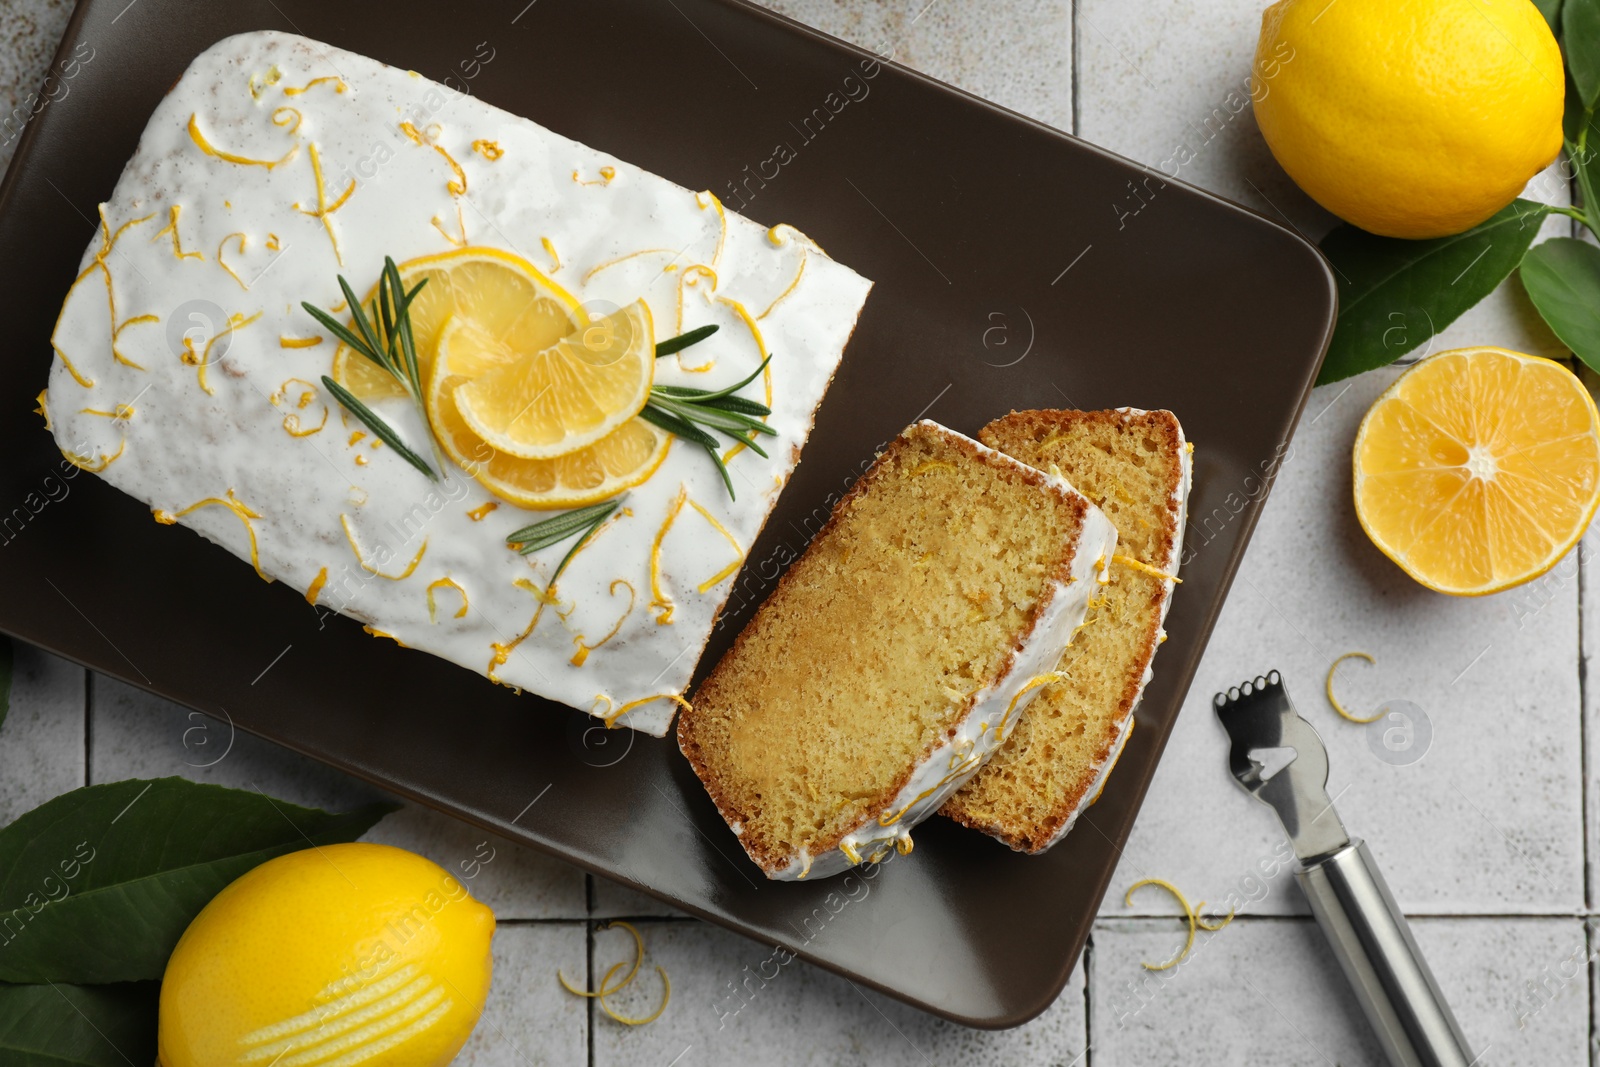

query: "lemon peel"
xmin=559 ymin=921 xmax=671 ymax=1026
xmin=1326 ymin=652 xmax=1384 ymax=724
xmin=1124 ymin=878 xmax=1233 ymax=970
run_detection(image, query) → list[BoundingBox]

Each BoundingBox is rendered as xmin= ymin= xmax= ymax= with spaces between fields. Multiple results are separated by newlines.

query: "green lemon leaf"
xmin=1520 ymin=237 xmax=1600 ymax=371
xmin=1316 ymin=199 xmax=1551 ymax=384
xmin=1537 ymin=0 xmax=1564 ymax=32
xmin=0 ymin=777 xmax=396 ymax=984
xmin=1567 ymin=0 xmax=1600 ymax=108
xmin=0 ymin=982 xmax=157 ymax=1067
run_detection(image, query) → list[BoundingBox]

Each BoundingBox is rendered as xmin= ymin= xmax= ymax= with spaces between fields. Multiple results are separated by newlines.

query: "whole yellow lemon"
xmin=1252 ymin=0 xmax=1563 ymax=238
xmin=157 ymin=843 xmax=495 ymax=1067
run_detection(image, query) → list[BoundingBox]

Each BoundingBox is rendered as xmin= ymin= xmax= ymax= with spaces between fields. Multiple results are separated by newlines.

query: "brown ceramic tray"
xmin=0 ymin=0 xmax=1335 ymax=1028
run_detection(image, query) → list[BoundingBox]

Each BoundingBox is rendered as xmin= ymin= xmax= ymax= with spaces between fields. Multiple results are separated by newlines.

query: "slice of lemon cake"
xmin=677 ymin=420 xmax=1118 ymax=880
xmin=43 ymin=31 xmax=872 ymax=735
xmin=941 ymin=408 xmax=1190 ymax=853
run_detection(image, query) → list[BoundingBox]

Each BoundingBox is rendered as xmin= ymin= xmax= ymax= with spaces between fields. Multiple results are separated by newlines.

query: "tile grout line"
xmin=1082 ymin=932 xmax=1094 ymax=1067
xmin=586 ymin=910 xmax=596 ymax=1067
xmin=83 ymin=670 xmax=93 ymax=786
xmin=1070 ymin=0 xmax=1081 ymax=138
xmin=1571 ymin=186 xmax=1596 ymax=1065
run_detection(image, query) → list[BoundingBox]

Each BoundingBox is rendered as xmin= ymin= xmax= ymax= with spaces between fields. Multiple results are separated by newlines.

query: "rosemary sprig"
xmin=644 ymin=332 xmax=775 ymax=498
xmin=655 ymin=323 xmax=719 ymax=358
xmin=506 ymin=497 xmax=624 ymax=582
xmin=302 ymin=258 xmax=438 ymax=479
xmin=319 ymin=376 xmax=437 ymax=478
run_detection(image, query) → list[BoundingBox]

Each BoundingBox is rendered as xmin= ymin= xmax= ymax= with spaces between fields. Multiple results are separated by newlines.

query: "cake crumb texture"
xmin=679 ymin=420 xmax=1092 ymax=874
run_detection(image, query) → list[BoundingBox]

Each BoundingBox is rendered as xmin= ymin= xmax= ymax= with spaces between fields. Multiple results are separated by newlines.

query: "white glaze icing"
xmin=763 ymin=422 xmax=1119 ymax=881
xmin=45 ymin=31 xmax=872 ymax=736
xmin=1029 ymin=408 xmax=1190 ymax=852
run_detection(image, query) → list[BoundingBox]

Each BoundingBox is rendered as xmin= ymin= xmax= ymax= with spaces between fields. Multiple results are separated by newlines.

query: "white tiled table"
xmin=3 ymin=1 xmax=1591 ymax=1063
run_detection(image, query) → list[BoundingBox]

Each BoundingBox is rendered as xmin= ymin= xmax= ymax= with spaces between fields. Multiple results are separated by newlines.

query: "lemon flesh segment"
xmin=1353 ymin=347 xmax=1600 ymax=596
xmin=428 ymin=319 xmax=670 ymax=510
xmin=331 ymin=246 xmax=582 ymax=403
xmin=157 ymin=842 xmax=495 ymax=1067
xmin=453 ymin=300 xmax=655 ymax=460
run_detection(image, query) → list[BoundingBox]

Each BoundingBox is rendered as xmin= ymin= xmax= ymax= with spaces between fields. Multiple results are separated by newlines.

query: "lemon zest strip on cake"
xmin=431 ymin=203 xmax=468 ymax=247
xmin=112 ymin=314 xmax=159 ymax=370
xmin=153 ymin=490 xmax=269 ymax=580
xmin=270 ymin=106 xmax=303 ymax=134
xmin=152 ymin=205 xmax=204 ymax=261
xmin=1326 ymin=651 xmax=1384 ymax=724
xmin=993 ymin=671 xmax=1070 ymax=744
xmin=279 ymin=334 xmax=323 ymax=348
xmin=675 ymin=265 xmax=719 ymax=344
xmin=765 ymin=223 xmax=825 ymax=252
xmin=649 ymin=488 xmax=689 ymax=624
xmin=1112 ymin=553 xmax=1182 ymax=584
xmin=282 ymin=75 xmax=348 ymax=96
xmin=339 ymin=514 xmax=428 ymax=580
xmin=687 ymin=499 xmax=745 ymax=593
xmin=757 ymin=251 xmax=808 ymax=321
xmin=540 ymin=237 xmax=561 ymax=273
xmin=472 ymin=138 xmax=503 ymax=160
xmin=695 ymin=190 xmax=727 ymax=269
xmin=466 ymin=501 xmax=499 ymax=522
xmin=217 ymin=232 xmax=250 ymax=290
xmin=573 ymin=165 xmax=616 ymax=186
xmin=713 ymin=297 xmax=773 ymax=463
xmin=181 ymin=310 xmax=262 ymax=395
xmin=426 ymin=577 xmax=470 ymax=623
xmin=571 ymin=579 xmax=636 ymax=666
xmin=61 ymin=439 xmax=126 ymax=473
xmin=603 ymin=692 xmax=692 ymax=729
xmin=398 ymin=121 xmax=467 ymax=196
xmin=582 ymin=248 xmax=679 ymax=285
xmin=295 ymin=143 xmax=355 ymax=264
xmin=187 ymin=112 xmax=299 ymax=170
xmin=305 ymin=566 xmax=328 ymax=605
xmin=80 ymin=404 xmax=135 ymax=421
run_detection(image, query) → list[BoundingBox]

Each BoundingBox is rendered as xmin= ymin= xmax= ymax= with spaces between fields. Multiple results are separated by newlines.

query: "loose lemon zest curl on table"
xmin=1326 ymin=652 xmax=1384 ymax=724
xmin=1111 ymin=554 xmax=1182 ymax=584
xmin=1123 ymin=878 xmax=1233 ymax=971
xmin=558 ymin=921 xmax=670 ymax=1025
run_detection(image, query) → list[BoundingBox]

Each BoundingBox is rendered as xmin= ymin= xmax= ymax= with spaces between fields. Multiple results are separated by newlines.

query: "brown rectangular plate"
xmin=0 ymin=0 xmax=1334 ymax=1027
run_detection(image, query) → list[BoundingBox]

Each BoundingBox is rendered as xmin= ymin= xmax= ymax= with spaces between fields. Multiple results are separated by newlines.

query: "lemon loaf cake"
xmin=678 ymin=420 xmax=1118 ymax=880
xmin=941 ymin=408 xmax=1189 ymax=852
xmin=43 ymin=31 xmax=872 ymax=736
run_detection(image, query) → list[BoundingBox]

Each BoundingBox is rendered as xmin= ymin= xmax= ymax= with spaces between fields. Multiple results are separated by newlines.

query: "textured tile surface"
xmin=1091 ymin=917 xmax=1588 ymax=1066
xmin=0 ymin=642 xmax=83 ymax=825
xmin=588 ymin=920 xmax=1087 ymax=1066
xmin=457 ymin=923 xmax=590 ymax=1066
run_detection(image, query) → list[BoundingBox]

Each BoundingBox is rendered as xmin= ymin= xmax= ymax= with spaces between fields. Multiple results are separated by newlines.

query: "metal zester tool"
xmin=1214 ymin=672 xmax=1475 ymax=1067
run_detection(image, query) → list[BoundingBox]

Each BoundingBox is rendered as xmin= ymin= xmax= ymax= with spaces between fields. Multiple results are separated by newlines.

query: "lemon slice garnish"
xmin=453 ymin=300 xmax=655 ymax=460
xmin=1353 ymin=346 xmax=1600 ymax=595
xmin=332 ymin=246 xmax=582 ymax=403
xmin=427 ymin=317 xmax=670 ymax=510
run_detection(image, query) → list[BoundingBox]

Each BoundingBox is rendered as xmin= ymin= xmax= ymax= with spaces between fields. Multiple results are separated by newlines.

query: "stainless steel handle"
xmin=1295 ymin=839 xmax=1476 ymax=1067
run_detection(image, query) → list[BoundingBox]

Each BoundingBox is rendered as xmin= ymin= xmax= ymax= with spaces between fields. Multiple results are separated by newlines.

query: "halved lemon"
xmin=1353 ymin=347 xmax=1600 ymax=595
xmin=427 ymin=318 xmax=670 ymax=510
xmin=331 ymin=247 xmax=583 ymax=402
xmin=453 ymin=301 xmax=654 ymax=460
